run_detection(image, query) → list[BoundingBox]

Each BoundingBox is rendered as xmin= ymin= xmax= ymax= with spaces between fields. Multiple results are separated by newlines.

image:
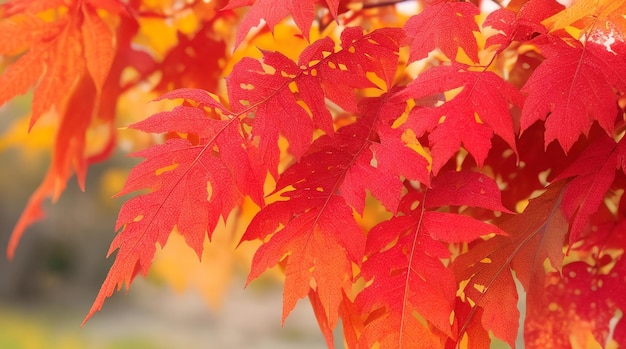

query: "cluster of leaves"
xmin=2 ymin=0 xmax=626 ymax=347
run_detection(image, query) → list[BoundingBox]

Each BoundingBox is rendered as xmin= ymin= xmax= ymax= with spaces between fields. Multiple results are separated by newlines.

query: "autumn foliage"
xmin=2 ymin=0 xmax=626 ymax=347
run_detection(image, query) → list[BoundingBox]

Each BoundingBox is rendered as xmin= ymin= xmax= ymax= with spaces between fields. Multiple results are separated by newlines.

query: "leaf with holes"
xmin=395 ymin=63 xmax=524 ymax=174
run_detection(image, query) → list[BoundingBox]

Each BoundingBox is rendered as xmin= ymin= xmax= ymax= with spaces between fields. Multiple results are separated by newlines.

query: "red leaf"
xmin=404 ymin=2 xmax=480 ymax=63
xmin=240 ymin=91 xmax=426 ymax=327
xmin=483 ymin=0 xmax=564 ymax=51
xmin=224 ymin=0 xmax=340 ymax=46
xmin=452 ymin=181 xmax=569 ymax=346
xmin=356 ymin=171 xmax=508 ymax=348
xmin=227 ymin=52 xmax=331 ymax=175
xmin=425 ymin=170 xmax=513 ymax=213
xmin=241 ymin=116 xmax=384 ymax=326
xmin=396 ymin=63 xmax=524 ymax=174
xmin=554 ymin=135 xmax=626 ymax=244
xmin=521 ymin=37 xmax=626 ymax=152
xmin=297 ymin=27 xmax=404 ymax=111
xmin=226 ymin=27 xmax=403 ymax=175
xmin=243 ymin=197 xmax=363 ymax=327
xmin=153 ymin=22 xmax=227 ymax=94
xmin=340 ymin=96 xmax=430 ymax=214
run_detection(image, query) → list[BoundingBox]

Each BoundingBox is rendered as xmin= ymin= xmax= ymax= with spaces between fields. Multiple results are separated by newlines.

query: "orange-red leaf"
xmin=356 ymin=171 xmax=509 ymax=348
xmin=243 ymin=197 xmax=363 ymax=327
xmin=0 ymin=47 xmax=46 ymax=109
xmin=452 ymin=181 xmax=569 ymax=346
xmin=81 ymin=4 xmax=115 ymax=92
xmin=0 ymin=1 xmax=120 ymax=127
xmin=84 ymin=91 xmax=264 ymax=323
xmin=8 ymin=76 xmax=97 ymax=259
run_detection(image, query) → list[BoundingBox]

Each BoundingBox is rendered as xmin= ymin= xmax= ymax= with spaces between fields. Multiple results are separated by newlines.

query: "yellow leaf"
xmin=543 ymin=0 xmax=626 ymax=39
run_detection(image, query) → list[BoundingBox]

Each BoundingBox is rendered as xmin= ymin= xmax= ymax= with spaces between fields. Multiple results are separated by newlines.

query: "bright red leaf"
xmin=241 ymin=146 xmax=365 ymax=329
xmin=520 ymin=36 xmax=626 ymax=152
xmin=404 ymin=2 xmax=480 ymax=63
xmin=483 ymin=0 xmax=564 ymax=52
xmin=554 ymin=135 xmax=626 ymax=244
xmin=227 ymin=27 xmax=404 ymax=175
xmin=356 ymin=171 xmax=509 ymax=348
xmin=241 ymin=100 xmax=426 ymax=328
xmin=395 ymin=63 xmax=524 ymax=174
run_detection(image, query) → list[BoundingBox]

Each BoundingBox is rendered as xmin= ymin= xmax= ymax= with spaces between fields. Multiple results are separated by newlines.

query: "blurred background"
xmin=0 ymin=94 xmax=327 ymax=349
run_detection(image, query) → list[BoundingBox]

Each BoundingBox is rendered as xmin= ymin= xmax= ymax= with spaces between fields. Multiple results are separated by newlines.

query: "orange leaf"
xmin=543 ymin=0 xmax=626 ymax=39
xmin=81 ymin=4 xmax=115 ymax=92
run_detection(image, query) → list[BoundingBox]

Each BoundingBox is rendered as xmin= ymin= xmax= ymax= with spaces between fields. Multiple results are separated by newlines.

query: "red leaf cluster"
xmin=3 ymin=0 xmax=626 ymax=348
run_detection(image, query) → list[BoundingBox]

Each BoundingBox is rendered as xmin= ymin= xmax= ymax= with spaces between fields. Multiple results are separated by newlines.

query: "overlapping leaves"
xmin=84 ymin=26 xmax=409 ymax=322
xmin=3 ymin=1 xmax=626 ymax=348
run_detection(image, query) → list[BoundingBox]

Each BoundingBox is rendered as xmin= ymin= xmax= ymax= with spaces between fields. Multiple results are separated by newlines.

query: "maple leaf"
xmin=240 ymin=100 xmax=426 ymax=329
xmin=2 ymin=0 xmax=133 ymax=259
xmin=356 ymin=171 xmax=510 ymax=348
xmin=296 ymin=27 xmax=404 ymax=109
xmin=83 ymin=90 xmax=265 ymax=323
xmin=395 ymin=63 xmax=524 ymax=174
xmin=341 ymin=95 xmax=431 ymax=214
xmin=525 ymin=204 xmax=626 ymax=347
xmin=224 ymin=0 xmax=340 ymax=46
xmin=226 ymin=27 xmax=404 ymax=174
xmin=404 ymin=2 xmax=480 ymax=63
xmin=520 ymin=36 xmax=626 ymax=152
xmin=7 ymin=76 xmax=97 ymax=259
xmin=226 ymin=52 xmax=332 ymax=175
xmin=242 ymin=187 xmax=364 ymax=330
xmin=0 ymin=0 xmax=118 ymax=127
xmin=483 ymin=0 xmax=564 ymax=52
xmin=553 ymin=134 xmax=626 ymax=244
xmin=452 ymin=181 xmax=569 ymax=347
xmin=543 ymin=0 xmax=626 ymax=44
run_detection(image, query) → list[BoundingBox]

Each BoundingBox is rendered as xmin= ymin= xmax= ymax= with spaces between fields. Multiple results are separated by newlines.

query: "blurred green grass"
xmin=0 ymin=306 xmax=165 ymax=349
